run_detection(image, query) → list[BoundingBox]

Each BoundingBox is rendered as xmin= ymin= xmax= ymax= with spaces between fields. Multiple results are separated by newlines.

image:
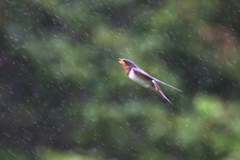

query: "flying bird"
xmin=118 ymin=58 xmax=182 ymax=104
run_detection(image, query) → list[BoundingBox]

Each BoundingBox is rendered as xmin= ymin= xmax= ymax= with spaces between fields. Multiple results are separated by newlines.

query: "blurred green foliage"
xmin=0 ymin=0 xmax=240 ymax=159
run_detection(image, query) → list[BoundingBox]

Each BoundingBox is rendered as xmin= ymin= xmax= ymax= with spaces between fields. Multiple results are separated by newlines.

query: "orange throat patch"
xmin=119 ymin=60 xmax=130 ymax=74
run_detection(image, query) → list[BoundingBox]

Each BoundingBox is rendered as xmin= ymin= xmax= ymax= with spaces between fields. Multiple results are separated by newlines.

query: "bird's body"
xmin=128 ymin=69 xmax=152 ymax=88
xmin=118 ymin=58 xmax=182 ymax=104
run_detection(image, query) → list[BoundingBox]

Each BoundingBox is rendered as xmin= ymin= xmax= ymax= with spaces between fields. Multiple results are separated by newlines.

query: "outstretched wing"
xmin=132 ymin=67 xmax=182 ymax=92
xmin=153 ymin=78 xmax=182 ymax=92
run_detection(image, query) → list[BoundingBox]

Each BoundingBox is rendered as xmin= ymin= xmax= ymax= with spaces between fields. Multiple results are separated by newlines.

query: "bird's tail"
xmin=151 ymin=80 xmax=173 ymax=105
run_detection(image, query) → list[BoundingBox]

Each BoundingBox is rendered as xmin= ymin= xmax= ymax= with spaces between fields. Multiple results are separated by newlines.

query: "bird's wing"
xmin=132 ymin=67 xmax=182 ymax=92
xmin=151 ymin=80 xmax=172 ymax=104
xmin=153 ymin=78 xmax=182 ymax=92
xmin=132 ymin=67 xmax=154 ymax=79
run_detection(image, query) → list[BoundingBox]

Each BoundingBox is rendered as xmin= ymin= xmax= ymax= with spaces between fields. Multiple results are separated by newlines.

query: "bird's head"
xmin=118 ymin=58 xmax=138 ymax=74
xmin=118 ymin=58 xmax=137 ymax=68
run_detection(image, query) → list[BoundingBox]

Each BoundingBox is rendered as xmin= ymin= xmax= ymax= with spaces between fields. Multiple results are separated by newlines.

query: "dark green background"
xmin=0 ymin=0 xmax=240 ymax=159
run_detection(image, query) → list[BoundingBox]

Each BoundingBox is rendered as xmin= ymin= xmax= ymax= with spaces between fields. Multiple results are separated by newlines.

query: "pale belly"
xmin=128 ymin=70 xmax=152 ymax=88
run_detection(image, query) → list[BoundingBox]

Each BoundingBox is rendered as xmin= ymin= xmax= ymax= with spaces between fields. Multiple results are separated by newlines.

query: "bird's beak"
xmin=118 ymin=58 xmax=124 ymax=64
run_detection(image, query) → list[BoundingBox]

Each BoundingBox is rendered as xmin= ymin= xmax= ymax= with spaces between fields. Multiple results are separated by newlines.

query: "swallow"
xmin=118 ymin=58 xmax=182 ymax=104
